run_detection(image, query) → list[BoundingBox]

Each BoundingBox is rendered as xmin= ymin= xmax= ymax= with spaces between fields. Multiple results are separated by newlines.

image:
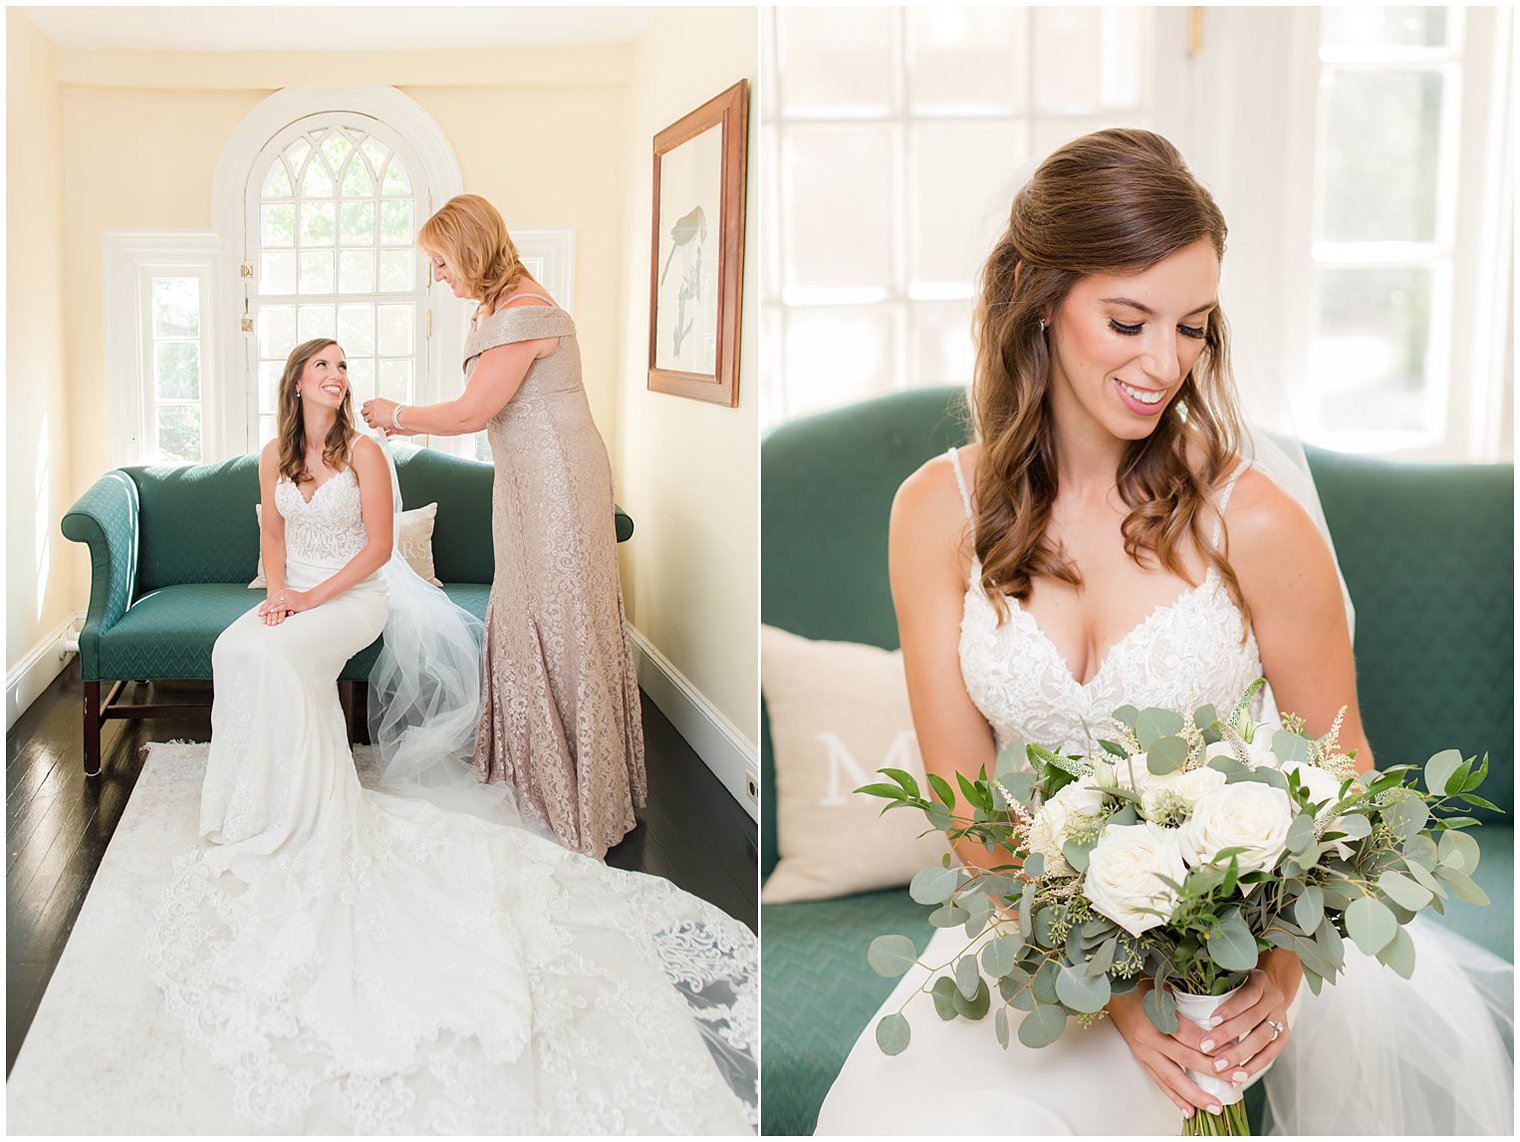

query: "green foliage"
xmin=866 ymin=934 xmax=918 ymax=978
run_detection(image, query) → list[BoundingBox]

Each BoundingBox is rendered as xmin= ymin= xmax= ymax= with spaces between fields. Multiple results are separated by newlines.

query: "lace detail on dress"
xmin=277 ymin=469 xmax=368 ymax=566
xmin=948 ymin=449 xmax=1263 ymax=755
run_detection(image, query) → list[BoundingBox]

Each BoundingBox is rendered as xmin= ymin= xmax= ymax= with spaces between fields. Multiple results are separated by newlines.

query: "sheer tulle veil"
xmin=1233 ymin=385 xmax=1513 ymax=1134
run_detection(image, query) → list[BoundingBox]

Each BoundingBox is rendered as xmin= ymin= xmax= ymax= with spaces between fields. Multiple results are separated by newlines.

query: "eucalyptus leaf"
xmin=1315 ymin=915 xmax=1345 ymax=970
xmin=1336 ymin=814 xmax=1373 ymax=841
xmin=1437 ymin=829 xmax=1481 ymax=874
xmin=1031 ymin=961 xmax=1060 ymax=1004
xmin=1018 ymin=881 xmax=1035 ymax=939
xmin=909 ymin=865 xmax=961 ymax=906
xmin=1424 ymin=749 xmax=1465 ymax=798
xmin=1033 ymin=907 xmax=1059 ymax=948
xmin=1143 ymin=735 xmax=1187 ymax=775
xmin=1018 ymin=1003 xmax=1068 ymax=1048
xmin=998 ymin=966 xmax=1030 ymax=1002
xmin=1294 ymin=885 xmax=1324 ymax=934
xmin=1402 ymin=834 xmax=1440 ymax=869
xmin=1376 ymin=924 xmax=1417 ymax=980
xmin=1134 ymin=708 xmax=1185 ymax=749
xmin=931 ymin=976 xmax=959 ymax=1020
xmin=1346 ymin=896 xmax=1398 ymax=956
xmin=1142 ymin=986 xmax=1179 ymax=1034
xmin=1404 ymin=857 xmax=1446 ymax=897
xmin=875 ymin=1013 xmax=910 ymax=1055
xmin=929 ymin=903 xmax=971 ymax=928
xmin=1435 ymin=866 xmax=1491 ymax=906
xmin=956 ymin=954 xmax=982 ymax=1000
xmin=866 ymin=933 xmax=919 ymax=978
xmin=1062 ymin=839 xmax=1092 ymax=873
xmin=1388 ymin=797 xmax=1430 ymax=840
xmin=1285 ymin=813 xmax=1316 ymax=856
xmin=1108 ymin=804 xmax=1138 ymax=827
xmin=1112 ymin=704 xmax=1140 ymax=729
xmin=1098 ymin=738 xmax=1129 ymax=759
xmin=924 ymin=802 xmax=953 ymax=831
xmin=1271 ymin=729 xmax=1311 ymax=764
xmin=1055 ymin=964 xmax=1111 ymax=1013
xmin=995 ymin=1006 xmax=1011 ymax=1049
xmin=1086 ymin=936 xmax=1119 ymax=978
xmin=1024 ymin=853 xmax=1045 ymax=879
xmin=1193 ymin=704 xmax=1218 ymax=730
xmin=953 ymin=977 xmax=992 ymax=1020
xmin=1205 ymin=919 xmax=1259 ymax=972
xmin=1379 ymin=870 xmax=1433 ymax=911
xmin=981 ymin=935 xmax=1018 ymax=979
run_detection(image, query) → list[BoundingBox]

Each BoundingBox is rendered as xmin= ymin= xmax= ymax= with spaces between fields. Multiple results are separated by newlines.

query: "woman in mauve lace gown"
xmin=363 ymin=193 xmax=645 ymax=859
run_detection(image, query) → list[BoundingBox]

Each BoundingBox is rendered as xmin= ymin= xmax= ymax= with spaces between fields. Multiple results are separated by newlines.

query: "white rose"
xmin=1140 ymin=765 xmax=1227 ymax=822
xmin=1027 ymin=779 xmax=1107 ymax=876
xmin=1082 ymin=822 xmax=1188 ymax=937
xmin=1178 ymin=784 xmax=1295 ymax=883
xmin=1280 ymin=759 xmax=1343 ymax=814
xmin=1110 ymin=754 xmax=1155 ymax=795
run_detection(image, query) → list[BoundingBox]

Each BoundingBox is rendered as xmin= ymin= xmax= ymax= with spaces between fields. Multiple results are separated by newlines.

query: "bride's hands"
xmin=1108 ymin=989 xmax=1226 ymax=1117
xmin=258 ymin=588 xmax=312 ymax=626
xmin=1196 ymin=956 xmax=1295 ymax=1085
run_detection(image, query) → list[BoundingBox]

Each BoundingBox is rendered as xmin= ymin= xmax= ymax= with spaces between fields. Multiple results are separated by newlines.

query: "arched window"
xmin=245 ymin=115 xmax=429 ymax=447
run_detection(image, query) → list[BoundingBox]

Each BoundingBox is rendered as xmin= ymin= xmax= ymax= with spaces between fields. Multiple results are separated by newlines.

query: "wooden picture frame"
xmin=647 ymin=79 xmax=749 ymax=406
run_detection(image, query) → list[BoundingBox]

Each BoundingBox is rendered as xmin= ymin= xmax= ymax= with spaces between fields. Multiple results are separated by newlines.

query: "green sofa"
xmin=61 ymin=442 xmax=634 ymax=776
xmin=760 ymin=386 xmax=1513 ymax=1135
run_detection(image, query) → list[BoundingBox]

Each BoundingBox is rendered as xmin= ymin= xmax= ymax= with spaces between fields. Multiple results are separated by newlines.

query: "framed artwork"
xmin=648 ymin=79 xmax=749 ymax=406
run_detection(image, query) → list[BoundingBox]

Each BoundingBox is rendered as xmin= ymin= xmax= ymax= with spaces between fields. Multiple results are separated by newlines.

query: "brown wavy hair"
xmin=275 ymin=338 xmax=356 ymax=486
xmin=417 ymin=193 xmax=525 ymax=321
xmin=970 ymin=127 xmax=1249 ymax=626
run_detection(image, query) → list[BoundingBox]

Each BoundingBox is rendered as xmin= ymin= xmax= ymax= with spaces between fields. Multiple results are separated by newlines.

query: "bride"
xmin=145 ymin=338 xmax=756 ymax=1134
xmin=815 ymin=129 xmax=1510 ymax=1135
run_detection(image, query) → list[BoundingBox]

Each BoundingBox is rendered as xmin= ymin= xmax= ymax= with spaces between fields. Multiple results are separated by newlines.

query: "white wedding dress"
xmin=814 ymin=447 xmax=1512 ymax=1136
xmin=145 ymin=466 xmax=756 ymax=1134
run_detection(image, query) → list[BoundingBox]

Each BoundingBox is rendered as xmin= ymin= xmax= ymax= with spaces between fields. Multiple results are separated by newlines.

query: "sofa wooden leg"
xmin=83 ymin=681 xmax=102 ymax=777
xmin=340 ymin=681 xmax=355 ymax=743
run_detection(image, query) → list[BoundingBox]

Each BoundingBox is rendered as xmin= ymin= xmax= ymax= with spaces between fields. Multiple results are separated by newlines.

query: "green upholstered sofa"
xmin=61 ymin=442 xmax=633 ymax=776
xmin=760 ymin=386 xmax=1513 ymax=1136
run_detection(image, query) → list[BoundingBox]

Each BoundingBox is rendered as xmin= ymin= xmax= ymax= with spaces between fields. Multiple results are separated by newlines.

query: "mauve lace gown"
xmin=466 ymin=300 xmax=647 ymax=859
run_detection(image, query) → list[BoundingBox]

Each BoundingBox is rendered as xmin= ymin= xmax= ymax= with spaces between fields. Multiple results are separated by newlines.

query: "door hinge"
xmin=241 ymin=315 xmax=254 ymax=333
xmin=427 ymin=308 xmax=432 ymax=339
xmin=240 ymin=262 xmax=254 ymax=279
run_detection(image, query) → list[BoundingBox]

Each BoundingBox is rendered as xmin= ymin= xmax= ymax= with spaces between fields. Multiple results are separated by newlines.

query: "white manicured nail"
xmin=1232 ymin=1070 xmax=1248 ymax=1083
xmin=1205 ymin=1017 xmax=1221 ymax=1029
xmin=1214 ymin=1059 xmax=1229 ymax=1072
xmin=1209 ymin=1105 xmax=1223 ymax=1115
xmin=1200 ymin=1039 xmax=1215 ymax=1052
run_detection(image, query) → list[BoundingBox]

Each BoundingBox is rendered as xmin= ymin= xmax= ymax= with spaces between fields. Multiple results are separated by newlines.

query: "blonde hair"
xmin=275 ymin=339 xmax=356 ymax=486
xmin=417 ymin=193 xmax=525 ymax=320
xmin=970 ymin=128 xmax=1250 ymax=629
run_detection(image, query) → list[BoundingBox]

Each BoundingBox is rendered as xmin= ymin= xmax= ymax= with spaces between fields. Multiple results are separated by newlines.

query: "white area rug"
xmin=7 ymin=742 xmax=380 ymax=1135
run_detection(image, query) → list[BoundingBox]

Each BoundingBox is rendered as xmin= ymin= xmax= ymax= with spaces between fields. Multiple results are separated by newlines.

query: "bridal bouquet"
xmin=858 ymin=680 xmax=1497 ymax=1136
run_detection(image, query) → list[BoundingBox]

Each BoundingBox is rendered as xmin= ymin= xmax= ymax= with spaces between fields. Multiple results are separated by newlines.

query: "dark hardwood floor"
xmin=6 ymin=661 xmax=757 ymax=1076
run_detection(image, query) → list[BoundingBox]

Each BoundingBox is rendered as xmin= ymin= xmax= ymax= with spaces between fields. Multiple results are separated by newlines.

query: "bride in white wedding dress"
xmin=815 ymin=129 xmax=1511 ymax=1135
xmin=145 ymin=338 xmax=756 ymax=1134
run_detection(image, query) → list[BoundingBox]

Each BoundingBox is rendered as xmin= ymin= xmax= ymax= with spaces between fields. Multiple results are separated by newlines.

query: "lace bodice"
xmin=949 ymin=448 xmax=1264 ymax=755
xmin=275 ymin=467 xmax=367 ymax=567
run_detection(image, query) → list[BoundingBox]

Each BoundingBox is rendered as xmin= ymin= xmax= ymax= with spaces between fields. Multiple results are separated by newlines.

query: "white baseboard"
xmin=7 ymin=612 xmax=82 ymax=732
xmin=626 ymin=625 xmax=758 ymax=821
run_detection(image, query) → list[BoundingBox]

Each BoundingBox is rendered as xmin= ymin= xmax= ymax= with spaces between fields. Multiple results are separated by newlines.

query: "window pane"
xmin=297 ymin=304 xmax=336 ymax=342
xmin=340 ymin=200 xmax=376 ymax=245
xmin=157 ymin=405 xmax=202 ymax=462
xmin=761 ymin=303 xmax=784 ymax=425
xmin=285 ymin=138 xmax=311 ymax=173
xmin=258 ymin=414 xmax=277 ymax=449
xmin=909 ymin=122 xmax=1026 ymax=292
xmin=1032 ymin=7 xmax=1144 ymax=114
xmin=319 ymin=132 xmax=353 ymax=174
xmin=339 ymin=249 xmax=377 ymax=294
xmin=381 ymin=159 xmax=411 ymax=196
xmin=360 ymin=137 xmax=389 ymax=174
xmin=258 ymin=305 xmax=295 ymax=358
xmin=298 ymin=250 xmax=335 ymax=295
xmin=783 ymin=306 xmax=900 ymax=419
xmin=300 ymin=157 xmax=334 ymax=198
xmin=782 ymin=125 xmax=897 ymax=296
xmin=337 ymin=303 xmax=376 ymax=355
xmin=155 ymin=341 xmax=200 ymax=400
xmin=1032 ymin=114 xmax=1146 ymax=161
xmin=261 ymin=203 xmax=295 ymax=247
xmin=347 ymin=357 xmax=376 ymax=406
xmin=152 ymin=277 xmax=199 ymax=338
xmin=341 ymin=158 xmax=375 ymax=198
xmin=1310 ymin=266 xmax=1432 ymax=434
xmin=912 ymin=300 xmax=976 ymax=388
xmin=300 ymin=201 xmax=336 ymax=247
xmin=379 ymin=358 xmax=414 ymax=402
xmin=259 ymin=359 xmax=282 ymax=414
xmin=474 ymin=432 xmax=492 ymax=463
xmin=259 ymin=251 xmax=296 ymax=296
xmin=1319 ymin=68 xmax=1443 ymax=243
xmin=908 ymin=7 xmax=1028 ymax=114
xmin=377 ymin=304 xmax=414 ymax=355
xmin=261 ymin=160 xmax=292 ymax=198
xmin=778 ymin=7 xmax=898 ymax=117
xmin=380 ymin=199 xmax=414 ymax=245
xmin=1321 ymin=6 xmax=1448 ymax=50
xmin=378 ymin=249 xmax=416 ymax=292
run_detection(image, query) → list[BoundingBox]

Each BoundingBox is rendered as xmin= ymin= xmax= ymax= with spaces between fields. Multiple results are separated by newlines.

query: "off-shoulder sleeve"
xmin=464 ymin=306 xmax=577 ymax=366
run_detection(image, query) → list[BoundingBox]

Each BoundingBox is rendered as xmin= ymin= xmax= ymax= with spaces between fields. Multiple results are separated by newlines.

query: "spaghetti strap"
xmin=1212 ymin=460 xmax=1251 ymax=547
xmin=947 ymin=446 xmax=975 ymax=541
xmin=500 ymin=292 xmax=556 ymax=308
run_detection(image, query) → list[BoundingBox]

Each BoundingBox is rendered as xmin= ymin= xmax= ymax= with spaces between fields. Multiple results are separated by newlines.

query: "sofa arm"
xmin=614 ymin=504 xmax=634 ymax=543
xmin=61 ymin=470 xmax=140 ymax=680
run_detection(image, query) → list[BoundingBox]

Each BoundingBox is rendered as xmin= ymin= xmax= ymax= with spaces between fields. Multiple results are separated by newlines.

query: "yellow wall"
xmin=6 ymin=11 xmax=75 ymax=701
xmin=615 ymin=8 xmax=759 ymax=744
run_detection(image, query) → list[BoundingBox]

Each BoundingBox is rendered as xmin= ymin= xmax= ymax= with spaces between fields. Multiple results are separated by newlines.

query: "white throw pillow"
xmin=761 ymin=624 xmax=950 ymax=904
xmin=249 ymin=501 xmax=444 ymax=587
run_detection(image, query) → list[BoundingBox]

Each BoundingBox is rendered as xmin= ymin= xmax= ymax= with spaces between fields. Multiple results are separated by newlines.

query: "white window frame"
xmin=101 ymin=231 xmax=221 ymax=467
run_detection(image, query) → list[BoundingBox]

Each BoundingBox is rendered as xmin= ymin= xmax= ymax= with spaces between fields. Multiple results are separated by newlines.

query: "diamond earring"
xmin=1038 ymin=318 xmax=1047 ymax=333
